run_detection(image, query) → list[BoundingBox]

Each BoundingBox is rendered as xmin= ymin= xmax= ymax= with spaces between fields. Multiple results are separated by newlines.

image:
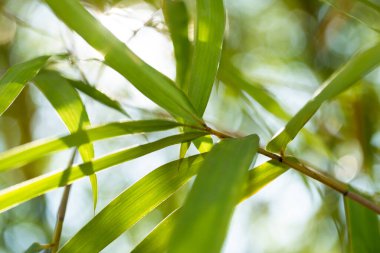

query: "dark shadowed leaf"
xmin=67 ymin=77 xmax=129 ymax=117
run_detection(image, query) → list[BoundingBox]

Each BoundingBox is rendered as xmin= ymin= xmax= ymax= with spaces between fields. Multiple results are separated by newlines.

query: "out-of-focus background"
xmin=0 ymin=0 xmax=379 ymax=252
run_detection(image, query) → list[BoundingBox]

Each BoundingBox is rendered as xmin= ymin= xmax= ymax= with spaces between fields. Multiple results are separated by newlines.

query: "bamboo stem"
xmin=207 ymin=127 xmax=380 ymax=215
xmin=51 ymin=149 xmax=77 ymax=253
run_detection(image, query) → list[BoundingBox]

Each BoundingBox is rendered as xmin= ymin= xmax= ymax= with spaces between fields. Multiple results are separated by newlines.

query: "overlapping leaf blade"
xmin=344 ymin=197 xmax=380 ymax=253
xmin=0 ymin=56 xmax=50 ymax=116
xmin=267 ymin=43 xmax=380 ymax=153
xmin=44 ymin=0 xmax=200 ymax=124
xmin=0 ymin=133 xmax=205 ymax=213
xmin=0 ymin=120 xmax=181 ymax=172
xmin=163 ymin=0 xmax=191 ymax=88
xmin=133 ymin=159 xmax=288 ymax=253
xmin=187 ymin=0 xmax=226 ymax=116
xmin=33 ymin=70 xmax=98 ymax=208
xmin=58 ymin=154 xmax=205 ymax=253
xmin=168 ymin=134 xmax=259 ymax=253
xmin=67 ymin=78 xmax=129 ymax=116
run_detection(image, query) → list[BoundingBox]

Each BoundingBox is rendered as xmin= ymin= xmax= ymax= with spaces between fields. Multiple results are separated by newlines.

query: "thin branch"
xmin=207 ymin=127 xmax=380 ymax=215
xmin=51 ymin=149 xmax=77 ymax=253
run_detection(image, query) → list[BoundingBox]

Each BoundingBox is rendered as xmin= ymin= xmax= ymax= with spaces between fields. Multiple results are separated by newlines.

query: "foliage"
xmin=0 ymin=0 xmax=379 ymax=252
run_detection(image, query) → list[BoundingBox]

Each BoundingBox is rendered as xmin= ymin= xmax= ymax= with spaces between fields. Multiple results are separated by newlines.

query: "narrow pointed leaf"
xmin=0 ymin=120 xmax=182 ymax=172
xmin=187 ymin=0 xmax=226 ymax=116
xmin=58 ymin=155 xmax=205 ymax=253
xmin=0 ymin=132 xmax=205 ymax=213
xmin=44 ymin=0 xmax=200 ymax=124
xmin=132 ymin=209 xmax=181 ymax=253
xmin=193 ymin=135 xmax=213 ymax=153
xmin=0 ymin=56 xmax=50 ymax=116
xmin=344 ymin=197 xmax=380 ymax=253
xmin=218 ymin=62 xmax=290 ymax=121
xmin=163 ymin=0 xmax=191 ymax=88
xmin=33 ymin=70 xmax=98 ymax=209
xmin=67 ymin=78 xmax=129 ymax=117
xmin=168 ymin=134 xmax=259 ymax=253
xmin=267 ymin=43 xmax=380 ymax=153
xmin=134 ymin=159 xmax=287 ymax=253
xmin=242 ymin=159 xmax=288 ymax=199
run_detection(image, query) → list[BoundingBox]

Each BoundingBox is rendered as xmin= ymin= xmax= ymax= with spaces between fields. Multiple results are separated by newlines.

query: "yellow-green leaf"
xmin=33 ymin=70 xmax=98 ymax=209
xmin=267 ymin=43 xmax=380 ymax=153
xmin=0 ymin=120 xmax=182 ymax=172
xmin=0 ymin=132 xmax=206 ymax=213
xmin=168 ymin=134 xmax=259 ymax=253
xmin=0 ymin=56 xmax=50 ymax=116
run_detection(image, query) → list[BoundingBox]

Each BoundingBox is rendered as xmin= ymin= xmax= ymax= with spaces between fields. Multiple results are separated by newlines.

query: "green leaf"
xmin=242 ymin=159 xmax=288 ymax=200
xmin=344 ymin=197 xmax=380 ymax=253
xmin=0 ymin=120 xmax=182 ymax=172
xmin=267 ymin=43 xmax=380 ymax=153
xmin=33 ymin=70 xmax=98 ymax=209
xmin=168 ymin=134 xmax=259 ymax=253
xmin=44 ymin=0 xmax=200 ymax=124
xmin=67 ymin=78 xmax=129 ymax=117
xmin=163 ymin=0 xmax=191 ymax=88
xmin=193 ymin=135 xmax=213 ymax=153
xmin=0 ymin=132 xmax=205 ymax=213
xmin=187 ymin=0 xmax=226 ymax=116
xmin=133 ymin=159 xmax=287 ymax=253
xmin=0 ymin=56 xmax=50 ymax=116
xmin=58 ymin=154 xmax=205 ymax=253
xmin=218 ymin=62 xmax=290 ymax=121
xmin=132 ymin=209 xmax=181 ymax=253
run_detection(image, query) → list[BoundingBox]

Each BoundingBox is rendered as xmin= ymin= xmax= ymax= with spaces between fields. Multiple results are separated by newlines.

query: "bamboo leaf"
xmin=0 ymin=132 xmax=206 ymax=213
xmin=218 ymin=62 xmax=290 ymax=121
xmin=267 ymin=43 xmax=380 ymax=153
xmin=0 ymin=56 xmax=50 ymax=116
xmin=33 ymin=70 xmax=98 ymax=209
xmin=193 ymin=135 xmax=213 ymax=153
xmin=133 ymin=159 xmax=287 ymax=253
xmin=187 ymin=0 xmax=226 ymax=116
xmin=344 ymin=197 xmax=380 ymax=253
xmin=242 ymin=159 xmax=288 ymax=200
xmin=58 ymin=155 xmax=205 ymax=253
xmin=163 ymin=0 xmax=191 ymax=88
xmin=168 ymin=134 xmax=259 ymax=253
xmin=0 ymin=120 xmax=183 ymax=172
xmin=67 ymin=78 xmax=129 ymax=117
xmin=132 ymin=209 xmax=181 ymax=253
xmin=44 ymin=0 xmax=200 ymax=124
